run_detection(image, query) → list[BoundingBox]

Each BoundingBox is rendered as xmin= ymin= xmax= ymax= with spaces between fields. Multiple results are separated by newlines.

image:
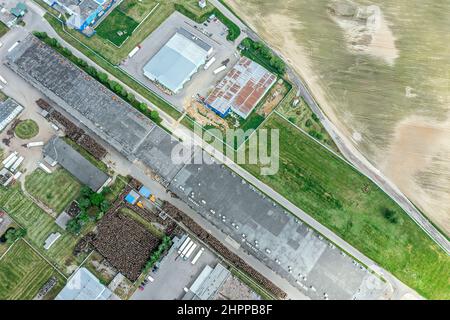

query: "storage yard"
xmin=6 ymin=35 xmax=390 ymax=300
xmin=120 ymin=11 xmax=241 ymax=110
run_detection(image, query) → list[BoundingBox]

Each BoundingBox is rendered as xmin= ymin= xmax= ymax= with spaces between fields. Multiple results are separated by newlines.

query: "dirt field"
xmin=226 ymin=0 xmax=450 ymax=233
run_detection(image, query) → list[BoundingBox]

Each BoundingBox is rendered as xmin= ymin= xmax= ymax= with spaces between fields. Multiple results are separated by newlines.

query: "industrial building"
xmin=0 ymin=98 xmax=23 ymax=132
xmin=43 ymin=0 xmax=114 ymax=32
xmin=206 ymin=57 xmax=277 ymax=119
xmin=43 ymin=136 xmax=111 ymax=192
xmin=143 ymin=28 xmax=213 ymax=93
xmin=7 ymin=36 xmax=388 ymax=300
xmin=183 ymin=263 xmax=230 ymax=300
xmin=55 ymin=268 xmax=118 ymax=300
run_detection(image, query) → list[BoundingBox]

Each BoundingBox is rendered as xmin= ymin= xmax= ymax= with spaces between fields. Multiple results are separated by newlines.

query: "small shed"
xmin=125 ymin=190 xmax=140 ymax=205
xmin=138 ymin=186 xmax=151 ymax=198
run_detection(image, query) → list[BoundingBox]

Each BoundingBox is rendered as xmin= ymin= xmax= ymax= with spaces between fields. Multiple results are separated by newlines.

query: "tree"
xmin=99 ymin=200 xmax=110 ymax=213
xmin=89 ymin=192 xmax=105 ymax=207
xmin=66 ymin=219 xmax=81 ymax=234
xmin=78 ymin=197 xmax=91 ymax=210
xmin=5 ymin=228 xmax=27 ymax=244
xmin=383 ymin=208 xmax=398 ymax=224
xmin=80 ymin=186 xmax=93 ymax=197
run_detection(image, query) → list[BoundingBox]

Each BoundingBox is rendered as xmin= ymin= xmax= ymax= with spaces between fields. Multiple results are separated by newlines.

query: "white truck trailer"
xmin=184 ymin=243 xmax=197 ymax=260
xmin=204 ymin=57 xmax=216 ymax=70
xmin=177 ymin=237 xmax=191 ymax=255
xmin=180 ymin=240 xmax=194 ymax=259
xmin=191 ymin=247 xmax=205 ymax=265
xmin=213 ymin=65 xmax=226 ymax=74
xmin=26 ymin=141 xmax=44 ymax=148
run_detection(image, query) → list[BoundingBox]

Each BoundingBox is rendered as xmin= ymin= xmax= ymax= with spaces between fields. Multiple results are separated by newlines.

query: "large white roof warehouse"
xmin=143 ymin=28 xmax=212 ymax=93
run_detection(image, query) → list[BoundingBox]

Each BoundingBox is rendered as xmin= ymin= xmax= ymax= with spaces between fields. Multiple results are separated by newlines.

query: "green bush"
xmin=239 ymin=38 xmax=286 ymax=75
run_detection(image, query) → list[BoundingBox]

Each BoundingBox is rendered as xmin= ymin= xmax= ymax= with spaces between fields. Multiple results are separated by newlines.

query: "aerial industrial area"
xmin=0 ymin=0 xmax=448 ymax=305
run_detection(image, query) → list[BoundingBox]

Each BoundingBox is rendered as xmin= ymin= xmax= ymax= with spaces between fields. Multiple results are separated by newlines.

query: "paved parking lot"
xmin=131 ymin=235 xmax=218 ymax=300
xmin=120 ymin=11 xmax=241 ymax=111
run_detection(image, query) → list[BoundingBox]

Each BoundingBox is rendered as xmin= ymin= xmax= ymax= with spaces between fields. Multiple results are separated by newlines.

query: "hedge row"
xmin=240 ymin=37 xmax=286 ymax=75
xmin=32 ymin=31 xmax=162 ymax=124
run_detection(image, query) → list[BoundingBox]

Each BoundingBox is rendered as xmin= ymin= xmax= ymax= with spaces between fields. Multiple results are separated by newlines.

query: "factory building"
xmin=205 ymin=57 xmax=277 ymax=119
xmin=143 ymin=28 xmax=213 ymax=94
xmin=0 ymin=98 xmax=23 ymax=132
xmin=43 ymin=0 xmax=114 ymax=32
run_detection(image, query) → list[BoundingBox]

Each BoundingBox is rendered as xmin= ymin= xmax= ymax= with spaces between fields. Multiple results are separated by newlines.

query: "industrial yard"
xmin=120 ymin=11 xmax=241 ymax=111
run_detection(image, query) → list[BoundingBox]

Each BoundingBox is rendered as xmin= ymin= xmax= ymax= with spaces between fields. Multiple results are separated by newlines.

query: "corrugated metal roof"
xmin=206 ymin=57 xmax=277 ymax=119
xmin=55 ymin=268 xmax=116 ymax=300
xmin=143 ymin=29 xmax=210 ymax=93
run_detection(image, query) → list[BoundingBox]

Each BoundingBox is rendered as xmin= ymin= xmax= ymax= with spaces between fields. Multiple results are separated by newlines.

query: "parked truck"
xmin=213 ymin=65 xmax=226 ymax=74
xmin=184 ymin=243 xmax=197 ymax=260
xmin=26 ymin=141 xmax=44 ymax=148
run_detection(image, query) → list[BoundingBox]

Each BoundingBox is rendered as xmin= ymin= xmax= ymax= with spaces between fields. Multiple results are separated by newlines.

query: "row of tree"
xmin=240 ymin=38 xmax=286 ymax=75
xmin=32 ymin=32 xmax=162 ymax=124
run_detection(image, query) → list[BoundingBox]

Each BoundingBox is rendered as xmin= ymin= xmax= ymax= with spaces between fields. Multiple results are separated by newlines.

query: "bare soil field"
xmin=226 ymin=0 xmax=450 ymax=233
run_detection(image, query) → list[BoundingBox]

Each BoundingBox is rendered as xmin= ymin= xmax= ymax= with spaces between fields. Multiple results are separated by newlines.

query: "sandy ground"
xmin=328 ymin=2 xmax=399 ymax=65
xmin=226 ymin=0 xmax=450 ymax=233
xmin=380 ymin=114 xmax=450 ymax=232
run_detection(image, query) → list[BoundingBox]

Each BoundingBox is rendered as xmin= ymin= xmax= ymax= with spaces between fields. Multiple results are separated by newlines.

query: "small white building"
xmin=199 ymin=0 xmax=207 ymax=9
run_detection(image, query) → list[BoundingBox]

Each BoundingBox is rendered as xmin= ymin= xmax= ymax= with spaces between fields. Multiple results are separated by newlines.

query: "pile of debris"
xmin=35 ymin=98 xmax=107 ymax=160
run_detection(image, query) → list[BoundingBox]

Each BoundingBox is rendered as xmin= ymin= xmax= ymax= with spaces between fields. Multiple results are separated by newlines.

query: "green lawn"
xmin=276 ymin=90 xmax=338 ymax=152
xmin=0 ymin=21 xmax=8 ymax=38
xmin=0 ymin=240 xmax=65 ymax=300
xmin=96 ymin=8 xmax=139 ymax=47
xmin=0 ymin=185 xmax=83 ymax=274
xmin=118 ymin=0 xmax=162 ymax=22
xmin=14 ymin=119 xmax=39 ymax=140
xmin=241 ymin=114 xmax=450 ymax=299
xmin=25 ymin=168 xmax=81 ymax=214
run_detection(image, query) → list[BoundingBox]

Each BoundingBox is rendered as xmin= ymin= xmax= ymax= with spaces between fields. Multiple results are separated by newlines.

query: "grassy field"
xmin=96 ymin=8 xmax=139 ymax=47
xmin=14 ymin=119 xmax=39 ymax=140
xmin=25 ymin=168 xmax=81 ymax=214
xmin=227 ymin=0 xmax=450 ymax=233
xmin=241 ymin=114 xmax=450 ymax=299
xmin=0 ymin=185 xmax=83 ymax=274
xmin=0 ymin=240 xmax=65 ymax=300
xmin=277 ymin=90 xmax=338 ymax=152
xmin=0 ymin=21 xmax=8 ymax=38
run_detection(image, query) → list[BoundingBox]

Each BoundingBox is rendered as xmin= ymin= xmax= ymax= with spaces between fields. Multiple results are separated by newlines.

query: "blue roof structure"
xmin=139 ymin=186 xmax=151 ymax=198
xmin=55 ymin=268 xmax=117 ymax=300
xmin=125 ymin=190 xmax=139 ymax=204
